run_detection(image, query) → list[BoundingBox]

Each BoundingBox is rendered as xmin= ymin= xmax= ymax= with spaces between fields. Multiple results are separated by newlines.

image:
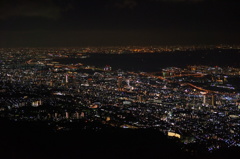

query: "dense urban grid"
xmin=0 ymin=46 xmax=240 ymax=154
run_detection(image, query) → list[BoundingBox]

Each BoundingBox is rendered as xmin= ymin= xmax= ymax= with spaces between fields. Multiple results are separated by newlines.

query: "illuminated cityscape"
xmin=0 ymin=46 xmax=240 ymax=158
xmin=1 ymin=0 xmax=240 ymax=158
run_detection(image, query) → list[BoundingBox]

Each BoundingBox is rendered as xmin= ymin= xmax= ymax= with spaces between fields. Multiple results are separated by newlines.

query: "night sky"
xmin=0 ymin=0 xmax=240 ymax=47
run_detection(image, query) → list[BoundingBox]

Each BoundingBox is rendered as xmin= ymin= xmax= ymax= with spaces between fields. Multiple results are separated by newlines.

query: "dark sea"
xmin=55 ymin=49 xmax=240 ymax=72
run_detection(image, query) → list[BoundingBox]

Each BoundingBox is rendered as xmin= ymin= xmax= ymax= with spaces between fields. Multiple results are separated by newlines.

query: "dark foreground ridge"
xmin=0 ymin=119 xmax=239 ymax=159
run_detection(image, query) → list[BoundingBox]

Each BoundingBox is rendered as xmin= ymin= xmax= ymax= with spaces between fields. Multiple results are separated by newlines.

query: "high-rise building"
xmin=66 ymin=112 xmax=69 ymax=119
xmin=203 ymin=95 xmax=206 ymax=104
xmin=117 ymin=77 xmax=123 ymax=91
xmin=65 ymin=74 xmax=68 ymax=83
xmin=211 ymin=95 xmax=216 ymax=106
xmin=126 ymin=79 xmax=130 ymax=87
xmin=76 ymin=112 xmax=79 ymax=119
xmin=55 ymin=113 xmax=58 ymax=118
xmin=200 ymin=92 xmax=207 ymax=105
xmin=80 ymin=112 xmax=85 ymax=118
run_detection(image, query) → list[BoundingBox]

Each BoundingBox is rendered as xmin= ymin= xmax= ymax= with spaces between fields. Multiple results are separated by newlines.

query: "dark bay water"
xmin=55 ymin=49 xmax=240 ymax=72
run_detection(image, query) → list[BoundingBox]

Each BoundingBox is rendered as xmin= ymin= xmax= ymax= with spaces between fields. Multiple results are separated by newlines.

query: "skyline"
xmin=0 ymin=0 xmax=240 ymax=47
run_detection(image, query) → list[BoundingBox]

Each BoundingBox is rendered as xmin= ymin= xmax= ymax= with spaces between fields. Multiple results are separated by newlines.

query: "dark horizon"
xmin=0 ymin=0 xmax=240 ymax=47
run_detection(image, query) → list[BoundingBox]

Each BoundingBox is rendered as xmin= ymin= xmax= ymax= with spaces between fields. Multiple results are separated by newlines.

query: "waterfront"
xmin=55 ymin=48 xmax=240 ymax=72
xmin=0 ymin=46 xmax=240 ymax=158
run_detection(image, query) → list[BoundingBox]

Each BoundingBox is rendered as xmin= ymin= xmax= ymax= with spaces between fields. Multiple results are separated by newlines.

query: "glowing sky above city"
xmin=0 ymin=0 xmax=239 ymax=47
